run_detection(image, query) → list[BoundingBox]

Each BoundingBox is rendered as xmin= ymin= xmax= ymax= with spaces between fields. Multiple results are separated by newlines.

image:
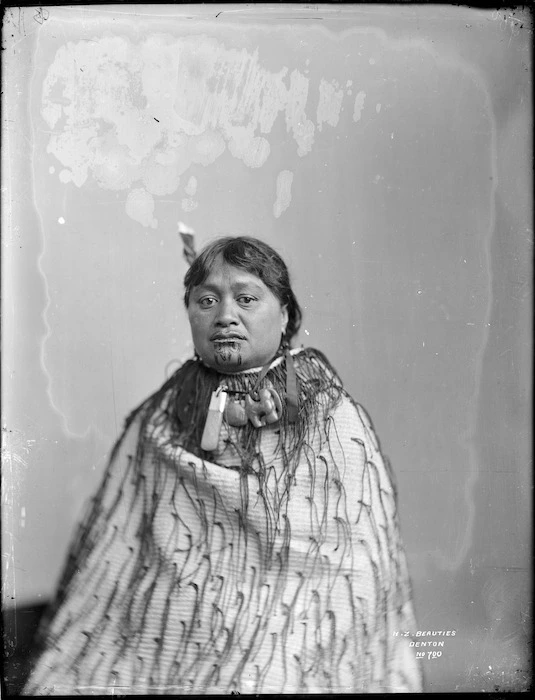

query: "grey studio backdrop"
xmin=2 ymin=4 xmax=531 ymax=693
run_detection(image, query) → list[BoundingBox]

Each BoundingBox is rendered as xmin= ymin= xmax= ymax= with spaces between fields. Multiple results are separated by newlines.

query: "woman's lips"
xmin=210 ymin=334 xmax=246 ymax=341
xmin=213 ymin=339 xmax=242 ymax=348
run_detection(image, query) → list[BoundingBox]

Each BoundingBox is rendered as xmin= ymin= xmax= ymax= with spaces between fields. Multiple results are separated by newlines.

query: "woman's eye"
xmin=199 ymin=297 xmax=217 ymax=308
xmin=239 ymin=296 xmax=256 ymax=305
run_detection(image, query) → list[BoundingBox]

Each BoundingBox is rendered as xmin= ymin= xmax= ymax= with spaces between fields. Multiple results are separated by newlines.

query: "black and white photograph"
xmin=1 ymin=3 xmax=532 ymax=695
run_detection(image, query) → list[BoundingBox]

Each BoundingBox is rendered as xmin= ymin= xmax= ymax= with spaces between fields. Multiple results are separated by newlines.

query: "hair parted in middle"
xmin=184 ymin=236 xmax=302 ymax=347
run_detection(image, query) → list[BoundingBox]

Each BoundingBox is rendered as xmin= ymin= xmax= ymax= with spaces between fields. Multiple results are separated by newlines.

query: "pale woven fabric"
xmin=24 ymin=349 xmax=422 ymax=694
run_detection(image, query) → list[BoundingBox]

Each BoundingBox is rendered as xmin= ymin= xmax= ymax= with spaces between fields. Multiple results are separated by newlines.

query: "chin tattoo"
xmin=214 ymin=341 xmax=242 ymax=367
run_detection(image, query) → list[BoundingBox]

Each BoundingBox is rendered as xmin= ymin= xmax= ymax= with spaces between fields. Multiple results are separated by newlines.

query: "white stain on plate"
xmin=273 ymin=170 xmax=294 ymax=219
xmin=228 ymin=129 xmax=270 ymax=168
xmin=185 ymin=175 xmax=198 ymax=196
xmin=353 ymin=91 xmax=366 ymax=122
xmin=181 ymin=198 xmax=198 ymax=213
xmin=317 ymin=78 xmax=344 ymax=132
xmin=41 ymin=35 xmax=322 ymax=225
xmin=125 ymin=188 xmax=157 ymax=228
xmin=47 ymin=125 xmax=98 ymax=188
xmin=59 ymin=169 xmax=72 ymax=184
xmin=285 ymin=69 xmax=315 ymax=157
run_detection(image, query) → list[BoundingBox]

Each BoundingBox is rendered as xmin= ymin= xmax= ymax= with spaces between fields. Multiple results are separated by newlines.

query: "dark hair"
xmin=184 ymin=236 xmax=302 ymax=346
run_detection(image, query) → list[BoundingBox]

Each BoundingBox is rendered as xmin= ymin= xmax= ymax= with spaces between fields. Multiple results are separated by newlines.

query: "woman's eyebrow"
xmin=193 ymin=283 xmax=220 ymax=294
xmin=231 ymin=281 xmax=264 ymax=293
xmin=194 ymin=281 xmax=265 ymax=294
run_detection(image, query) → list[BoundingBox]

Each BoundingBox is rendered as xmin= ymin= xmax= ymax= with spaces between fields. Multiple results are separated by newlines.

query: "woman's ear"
xmin=281 ymin=305 xmax=289 ymax=334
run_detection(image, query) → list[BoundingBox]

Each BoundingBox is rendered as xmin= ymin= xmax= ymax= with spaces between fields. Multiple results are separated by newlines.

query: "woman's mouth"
xmin=210 ymin=333 xmax=246 ymax=342
xmin=213 ymin=339 xmax=241 ymax=349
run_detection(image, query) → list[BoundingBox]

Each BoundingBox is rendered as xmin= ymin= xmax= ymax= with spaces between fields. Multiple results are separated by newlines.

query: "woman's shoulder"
xmin=290 ymin=347 xmax=346 ymax=412
xmin=294 ymin=348 xmax=378 ymax=426
xmin=292 ymin=346 xmax=343 ymax=383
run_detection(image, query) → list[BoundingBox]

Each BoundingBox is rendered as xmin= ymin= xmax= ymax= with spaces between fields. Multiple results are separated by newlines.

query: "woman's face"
xmin=187 ymin=257 xmax=289 ymax=373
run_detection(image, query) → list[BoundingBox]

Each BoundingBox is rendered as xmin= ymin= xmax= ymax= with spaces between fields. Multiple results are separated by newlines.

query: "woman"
xmin=24 ymin=236 xmax=423 ymax=694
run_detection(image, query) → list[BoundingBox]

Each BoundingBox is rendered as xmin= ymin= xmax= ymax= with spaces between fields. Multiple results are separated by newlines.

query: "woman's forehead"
xmin=196 ymin=259 xmax=268 ymax=291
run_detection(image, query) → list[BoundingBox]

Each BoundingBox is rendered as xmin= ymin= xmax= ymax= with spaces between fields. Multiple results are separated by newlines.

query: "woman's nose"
xmin=215 ymin=298 xmax=239 ymax=326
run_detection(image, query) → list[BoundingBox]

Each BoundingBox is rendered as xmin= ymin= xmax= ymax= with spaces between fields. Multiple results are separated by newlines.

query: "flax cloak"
xmin=23 ymin=348 xmax=423 ymax=694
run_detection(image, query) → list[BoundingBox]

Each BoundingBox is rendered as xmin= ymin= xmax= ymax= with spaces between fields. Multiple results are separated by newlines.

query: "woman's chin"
xmin=202 ymin=352 xmax=248 ymax=373
xmin=203 ymin=355 xmax=271 ymax=374
xmin=198 ymin=347 xmax=280 ymax=373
